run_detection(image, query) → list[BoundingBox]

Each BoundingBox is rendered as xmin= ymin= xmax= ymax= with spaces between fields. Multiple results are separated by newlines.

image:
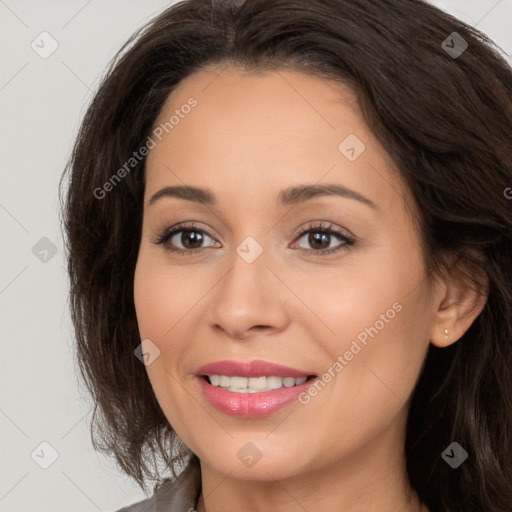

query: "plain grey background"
xmin=1 ymin=1 xmax=511 ymax=511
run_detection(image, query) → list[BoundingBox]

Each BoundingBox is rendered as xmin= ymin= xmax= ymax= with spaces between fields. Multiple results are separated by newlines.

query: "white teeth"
xmin=230 ymin=376 xmax=248 ymax=389
xmin=248 ymin=376 xmax=267 ymax=390
xmin=207 ymin=375 xmax=310 ymax=392
xmin=219 ymin=375 xmax=231 ymax=388
xmin=283 ymin=377 xmax=295 ymax=388
xmin=267 ymin=376 xmax=283 ymax=389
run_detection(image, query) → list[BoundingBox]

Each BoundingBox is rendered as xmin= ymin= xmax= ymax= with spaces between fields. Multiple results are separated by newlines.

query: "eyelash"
xmin=153 ymin=221 xmax=356 ymax=256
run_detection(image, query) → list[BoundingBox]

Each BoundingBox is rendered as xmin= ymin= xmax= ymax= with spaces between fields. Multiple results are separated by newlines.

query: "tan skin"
xmin=133 ymin=66 xmax=487 ymax=512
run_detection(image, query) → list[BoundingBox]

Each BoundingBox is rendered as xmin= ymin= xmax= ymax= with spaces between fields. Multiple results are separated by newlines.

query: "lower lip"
xmin=197 ymin=376 xmax=317 ymax=418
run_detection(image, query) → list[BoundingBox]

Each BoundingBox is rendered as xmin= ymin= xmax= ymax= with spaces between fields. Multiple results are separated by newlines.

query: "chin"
xmin=197 ymin=441 xmax=314 ymax=482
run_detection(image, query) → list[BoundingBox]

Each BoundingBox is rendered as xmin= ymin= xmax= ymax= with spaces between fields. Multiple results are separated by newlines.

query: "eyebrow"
xmin=148 ymin=183 xmax=379 ymax=211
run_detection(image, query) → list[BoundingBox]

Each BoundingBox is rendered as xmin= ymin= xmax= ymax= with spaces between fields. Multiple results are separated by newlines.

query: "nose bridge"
xmin=208 ymin=241 xmax=289 ymax=338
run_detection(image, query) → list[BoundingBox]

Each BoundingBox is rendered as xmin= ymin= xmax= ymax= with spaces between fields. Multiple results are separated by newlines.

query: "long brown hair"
xmin=60 ymin=1 xmax=512 ymax=510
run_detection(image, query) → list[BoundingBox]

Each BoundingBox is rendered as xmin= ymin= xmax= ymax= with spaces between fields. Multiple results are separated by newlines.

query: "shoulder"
xmin=112 ymin=480 xmax=171 ymax=512
xmin=112 ymin=460 xmax=201 ymax=512
xmin=114 ymin=496 xmax=156 ymax=512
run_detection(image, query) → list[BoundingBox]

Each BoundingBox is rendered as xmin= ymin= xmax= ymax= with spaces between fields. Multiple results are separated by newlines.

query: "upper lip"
xmin=196 ymin=360 xmax=316 ymax=378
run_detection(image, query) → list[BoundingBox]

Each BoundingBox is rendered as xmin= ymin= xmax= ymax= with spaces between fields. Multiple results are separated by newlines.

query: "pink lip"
xmin=195 ymin=359 xmax=314 ymax=378
xmin=195 ymin=360 xmax=317 ymax=418
xmin=196 ymin=376 xmax=317 ymax=417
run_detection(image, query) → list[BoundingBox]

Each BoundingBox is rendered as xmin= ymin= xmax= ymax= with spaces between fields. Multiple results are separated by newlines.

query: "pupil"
xmin=310 ymin=232 xmax=329 ymax=249
xmin=182 ymin=230 xmax=203 ymax=249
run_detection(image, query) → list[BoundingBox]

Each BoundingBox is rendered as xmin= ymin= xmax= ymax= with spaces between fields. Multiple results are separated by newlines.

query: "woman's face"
xmin=134 ymin=66 xmax=437 ymax=482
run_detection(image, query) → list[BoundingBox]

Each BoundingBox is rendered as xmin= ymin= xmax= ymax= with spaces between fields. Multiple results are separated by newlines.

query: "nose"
xmin=208 ymin=248 xmax=290 ymax=340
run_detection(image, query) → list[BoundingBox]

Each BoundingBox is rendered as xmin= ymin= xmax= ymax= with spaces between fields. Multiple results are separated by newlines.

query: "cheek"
xmin=329 ymin=291 xmax=430 ymax=426
xmin=134 ymin=263 xmax=162 ymax=340
xmin=296 ymin=229 xmax=423 ymax=334
xmin=133 ymin=257 xmax=191 ymax=429
xmin=134 ymin=251 xmax=198 ymax=339
xmin=133 ymin=252 xmax=202 ymax=411
xmin=299 ymin=247 xmax=430 ymax=409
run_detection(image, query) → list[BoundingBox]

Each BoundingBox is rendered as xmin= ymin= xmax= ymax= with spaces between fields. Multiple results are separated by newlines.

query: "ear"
xmin=429 ymin=254 xmax=489 ymax=348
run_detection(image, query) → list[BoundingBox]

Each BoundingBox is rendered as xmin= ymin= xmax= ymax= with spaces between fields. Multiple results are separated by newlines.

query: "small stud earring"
xmin=444 ymin=328 xmax=449 ymax=339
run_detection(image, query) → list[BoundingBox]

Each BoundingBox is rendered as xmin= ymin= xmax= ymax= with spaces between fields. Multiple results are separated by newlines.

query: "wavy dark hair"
xmin=60 ymin=0 xmax=512 ymax=509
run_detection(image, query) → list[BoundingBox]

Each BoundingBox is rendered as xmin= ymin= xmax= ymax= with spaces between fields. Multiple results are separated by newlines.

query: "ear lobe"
xmin=429 ymin=258 xmax=488 ymax=348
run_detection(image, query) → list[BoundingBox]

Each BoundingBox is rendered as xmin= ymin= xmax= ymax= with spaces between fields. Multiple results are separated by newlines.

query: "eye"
xmin=292 ymin=221 xmax=356 ymax=255
xmin=153 ymin=220 xmax=356 ymax=256
xmin=153 ymin=222 xmax=220 ymax=255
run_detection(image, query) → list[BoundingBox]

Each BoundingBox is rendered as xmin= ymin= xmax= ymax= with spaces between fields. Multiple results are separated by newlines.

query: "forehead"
xmin=144 ymin=66 xmax=406 ymax=215
xmin=150 ymin=65 xmax=362 ymax=155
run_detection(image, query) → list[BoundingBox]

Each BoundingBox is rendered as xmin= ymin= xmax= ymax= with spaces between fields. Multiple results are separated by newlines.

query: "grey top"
xmin=114 ymin=461 xmax=202 ymax=512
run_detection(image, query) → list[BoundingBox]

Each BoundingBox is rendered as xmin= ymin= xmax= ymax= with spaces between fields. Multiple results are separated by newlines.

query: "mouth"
xmin=195 ymin=364 xmax=319 ymax=417
xmin=195 ymin=360 xmax=318 ymax=417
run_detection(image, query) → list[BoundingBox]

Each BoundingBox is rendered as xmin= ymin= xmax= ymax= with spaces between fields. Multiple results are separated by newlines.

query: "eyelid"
xmin=152 ymin=220 xmax=356 ymax=256
xmin=152 ymin=221 xmax=218 ymax=249
xmin=291 ymin=221 xmax=356 ymax=254
xmin=294 ymin=221 xmax=355 ymax=243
